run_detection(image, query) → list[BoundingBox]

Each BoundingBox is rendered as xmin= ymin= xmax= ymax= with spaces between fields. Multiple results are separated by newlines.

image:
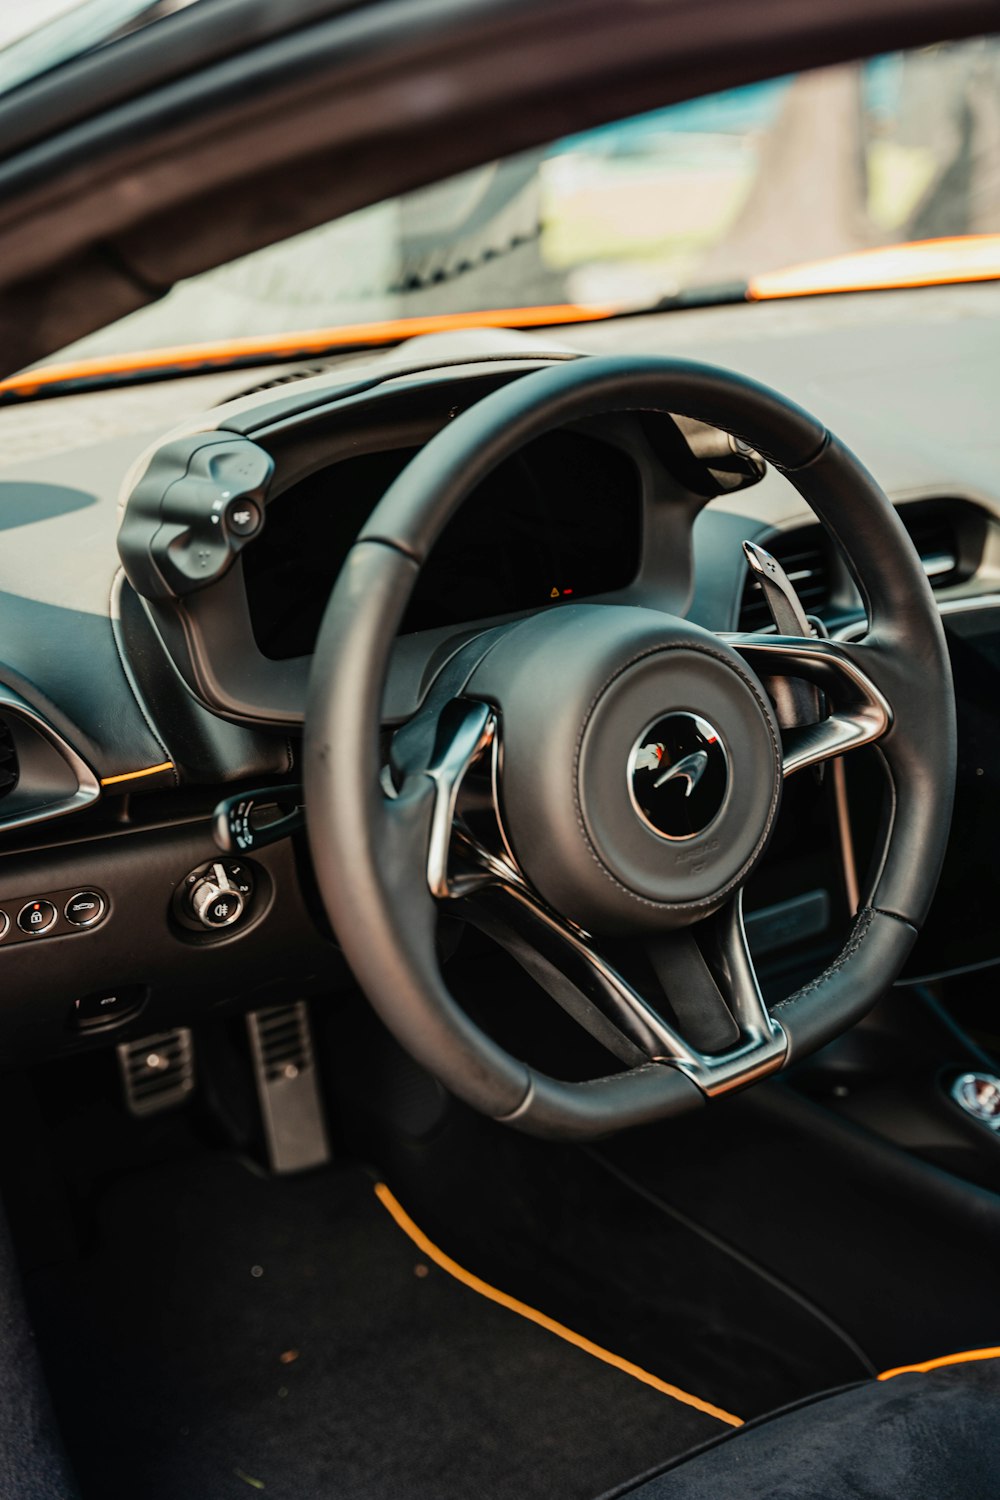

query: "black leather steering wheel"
xmin=304 ymin=355 xmax=956 ymax=1139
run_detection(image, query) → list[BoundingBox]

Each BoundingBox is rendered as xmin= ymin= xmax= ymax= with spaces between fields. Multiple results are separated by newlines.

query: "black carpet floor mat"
xmin=25 ymin=1155 xmax=726 ymax=1500
xmin=359 ymin=1108 xmax=875 ymax=1420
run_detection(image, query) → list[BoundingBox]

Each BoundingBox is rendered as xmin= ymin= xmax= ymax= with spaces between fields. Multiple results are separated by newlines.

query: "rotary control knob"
xmin=189 ymin=862 xmax=246 ymax=930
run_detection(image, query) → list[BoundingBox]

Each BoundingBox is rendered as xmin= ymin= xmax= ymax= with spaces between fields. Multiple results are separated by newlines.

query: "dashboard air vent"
xmin=738 ymin=529 xmax=831 ymax=631
xmin=233 ymin=365 xmax=333 ymax=400
xmin=900 ymin=507 xmax=961 ymax=588
xmin=0 ymin=718 xmax=18 ymax=802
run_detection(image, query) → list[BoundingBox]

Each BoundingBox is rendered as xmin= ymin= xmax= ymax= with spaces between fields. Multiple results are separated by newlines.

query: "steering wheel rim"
xmin=304 ymin=354 xmax=956 ymax=1139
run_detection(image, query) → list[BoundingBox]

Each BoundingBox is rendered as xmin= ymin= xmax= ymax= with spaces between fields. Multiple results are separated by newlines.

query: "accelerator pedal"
xmin=247 ymin=1001 xmax=330 ymax=1173
xmin=118 ymin=1028 xmax=195 ymax=1116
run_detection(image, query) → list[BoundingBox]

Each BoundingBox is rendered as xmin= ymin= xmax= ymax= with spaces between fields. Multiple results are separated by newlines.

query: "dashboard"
xmin=0 ymin=283 xmax=999 ymax=1062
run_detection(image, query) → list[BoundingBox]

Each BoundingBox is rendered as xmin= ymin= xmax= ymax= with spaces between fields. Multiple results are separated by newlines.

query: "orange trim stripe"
xmin=5 ymin=235 xmax=998 ymax=403
xmin=0 ymin=303 xmax=619 ymax=400
xmin=373 ymin=1181 xmax=742 ymax=1427
xmin=748 ymin=233 xmax=1000 ymax=301
xmin=879 ymin=1345 xmax=1000 ymax=1381
xmin=100 ymin=761 xmax=175 ymax=786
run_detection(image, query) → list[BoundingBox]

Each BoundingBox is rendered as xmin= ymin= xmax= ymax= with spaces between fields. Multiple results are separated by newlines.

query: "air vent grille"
xmin=0 ymin=718 xmax=18 ymax=802
xmin=234 ymin=365 xmax=333 ymax=399
xmin=739 ymin=530 xmax=831 ymax=631
xmin=902 ymin=510 xmax=960 ymax=587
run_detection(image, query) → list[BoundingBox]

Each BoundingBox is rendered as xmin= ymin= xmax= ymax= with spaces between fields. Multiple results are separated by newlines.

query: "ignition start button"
xmin=17 ymin=899 xmax=56 ymax=935
xmin=65 ymin=890 xmax=106 ymax=928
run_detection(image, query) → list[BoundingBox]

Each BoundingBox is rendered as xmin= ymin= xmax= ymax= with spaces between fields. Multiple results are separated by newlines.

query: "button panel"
xmin=0 ymin=886 xmax=109 ymax=946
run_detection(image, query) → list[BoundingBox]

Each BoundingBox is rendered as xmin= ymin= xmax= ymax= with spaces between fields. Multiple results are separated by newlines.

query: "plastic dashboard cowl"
xmin=113 ymin=337 xmax=768 ymax=731
xmin=114 ymin=348 xmax=598 ymax=728
xmin=118 ymin=433 xmax=274 ymax=602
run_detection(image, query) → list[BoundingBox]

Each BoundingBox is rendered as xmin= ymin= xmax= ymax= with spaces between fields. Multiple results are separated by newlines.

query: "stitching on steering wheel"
xmin=774 ymin=907 xmax=878 ymax=1007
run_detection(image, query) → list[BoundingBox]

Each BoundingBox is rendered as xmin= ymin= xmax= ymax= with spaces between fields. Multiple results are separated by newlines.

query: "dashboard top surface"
xmin=0 ymin=281 xmax=995 ymax=791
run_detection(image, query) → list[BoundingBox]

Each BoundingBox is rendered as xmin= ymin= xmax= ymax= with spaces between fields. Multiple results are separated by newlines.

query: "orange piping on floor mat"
xmin=373 ymin=1181 xmax=743 ymax=1427
xmin=879 ymin=1346 xmax=1000 ymax=1380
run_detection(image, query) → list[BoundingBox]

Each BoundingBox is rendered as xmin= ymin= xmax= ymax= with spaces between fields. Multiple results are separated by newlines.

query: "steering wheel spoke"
xmin=732 ymin=633 xmax=892 ymax=775
xmin=457 ymin=876 xmax=786 ymax=1095
xmin=420 ymin=698 xmax=496 ymax=898
xmin=641 ymin=895 xmax=787 ymax=1094
xmin=456 ymin=881 xmax=665 ymax=1069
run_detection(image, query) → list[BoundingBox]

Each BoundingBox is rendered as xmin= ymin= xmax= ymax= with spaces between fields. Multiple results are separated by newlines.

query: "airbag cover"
xmin=466 ymin=604 xmax=781 ymax=932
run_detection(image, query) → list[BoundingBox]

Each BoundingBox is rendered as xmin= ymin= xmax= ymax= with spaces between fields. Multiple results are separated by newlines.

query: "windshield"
xmin=47 ymin=34 xmax=1000 ymax=367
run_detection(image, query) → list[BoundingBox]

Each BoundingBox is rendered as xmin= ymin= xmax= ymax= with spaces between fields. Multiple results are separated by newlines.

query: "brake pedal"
xmin=246 ymin=1001 xmax=330 ymax=1173
xmin=118 ymin=1028 xmax=195 ymax=1116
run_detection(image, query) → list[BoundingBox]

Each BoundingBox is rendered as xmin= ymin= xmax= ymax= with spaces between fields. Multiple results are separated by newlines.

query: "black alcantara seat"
xmin=603 ymin=1354 xmax=1000 ymax=1500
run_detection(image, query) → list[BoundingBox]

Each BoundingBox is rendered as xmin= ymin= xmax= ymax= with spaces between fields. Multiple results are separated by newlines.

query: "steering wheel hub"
xmin=466 ymin=603 xmax=782 ymax=934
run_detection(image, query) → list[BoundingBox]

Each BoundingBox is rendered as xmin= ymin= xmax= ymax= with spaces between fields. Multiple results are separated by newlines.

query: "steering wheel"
xmin=304 ymin=355 xmax=956 ymax=1139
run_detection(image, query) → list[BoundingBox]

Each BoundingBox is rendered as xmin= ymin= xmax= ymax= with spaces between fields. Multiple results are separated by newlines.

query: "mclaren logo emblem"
xmin=632 ymin=745 xmax=710 ymax=796
xmin=628 ymin=714 xmax=729 ymax=840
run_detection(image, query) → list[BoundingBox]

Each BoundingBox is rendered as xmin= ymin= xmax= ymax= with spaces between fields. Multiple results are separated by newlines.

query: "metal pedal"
xmin=246 ymin=1001 xmax=330 ymax=1173
xmin=118 ymin=1028 xmax=195 ymax=1117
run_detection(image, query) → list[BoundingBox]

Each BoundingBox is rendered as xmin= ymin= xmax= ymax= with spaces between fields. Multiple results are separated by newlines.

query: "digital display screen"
xmin=243 ymin=429 xmax=642 ymax=659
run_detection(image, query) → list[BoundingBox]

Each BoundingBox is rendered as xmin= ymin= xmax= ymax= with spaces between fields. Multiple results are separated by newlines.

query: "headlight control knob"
xmin=190 ymin=862 xmax=246 ymax=929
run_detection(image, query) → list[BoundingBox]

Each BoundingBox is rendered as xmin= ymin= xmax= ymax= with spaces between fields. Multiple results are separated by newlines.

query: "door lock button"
xmin=17 ymin=899 xmax=56 ymax=935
